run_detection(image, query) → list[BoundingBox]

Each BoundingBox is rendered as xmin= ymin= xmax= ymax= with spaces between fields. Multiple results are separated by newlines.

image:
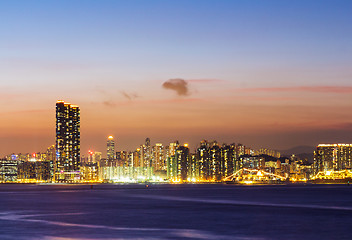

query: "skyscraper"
xmin=209 ymin=142 xmax=222 ymax=181
xmin=153 ymin=143 xmax=165 ymax=171
xmin=314 ymin=144 xmax=352 ymax=174
xmin=141 ymin=138 xmax=151 ymax=167
xmin=196 ymin=140 xmax=210 ymax=180
xmin=175 ymin=144 xmax=190 ymax=181
xmin=107 ymin=136 xmax=115 ymax=162
xmin=166 ymin=141 xmax=179 ymax=180
xmin=221 ymin=144 xmax=236 ymax=178
xmin=55 ymin=100 xmax=80 ymax=181
xmin=46 ymin=145 xmax=56 ymax=180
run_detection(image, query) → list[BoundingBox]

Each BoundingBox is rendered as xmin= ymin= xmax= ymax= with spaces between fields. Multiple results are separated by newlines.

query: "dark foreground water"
xmin=0 ymin=184 xmax=351 ymax=240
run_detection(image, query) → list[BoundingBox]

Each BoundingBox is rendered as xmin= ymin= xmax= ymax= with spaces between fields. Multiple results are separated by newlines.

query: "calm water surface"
xmin=0 ymin=184 xmax=351 ymax=239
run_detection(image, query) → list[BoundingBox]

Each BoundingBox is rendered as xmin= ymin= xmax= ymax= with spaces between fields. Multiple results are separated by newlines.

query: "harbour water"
xmin=0 ymin=184 xmax=351 ymax=239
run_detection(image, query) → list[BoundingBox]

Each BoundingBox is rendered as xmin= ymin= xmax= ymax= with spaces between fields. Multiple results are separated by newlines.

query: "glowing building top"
xmin=107 ymin=135 xmax=115 ymax=161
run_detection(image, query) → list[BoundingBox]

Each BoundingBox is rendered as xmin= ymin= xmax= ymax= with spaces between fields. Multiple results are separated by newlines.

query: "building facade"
xmin=55 ymin=100 xmax=81 ymax=181
xmin=175 ymin=145 xmax=190 ymax=181
xmin=107 ymin=136 xmax=115 ymax=163
xmin=314 ymin=144 xmax=352 ymax=174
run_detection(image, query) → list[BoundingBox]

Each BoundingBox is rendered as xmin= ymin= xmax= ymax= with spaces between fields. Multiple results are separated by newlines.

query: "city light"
xmin=1 ymin=101 xmax=351 ymax=185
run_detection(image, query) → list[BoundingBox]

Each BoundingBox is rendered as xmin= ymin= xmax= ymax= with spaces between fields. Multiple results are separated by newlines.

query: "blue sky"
xmin=0 ymin=0 xmax=351 ymax=155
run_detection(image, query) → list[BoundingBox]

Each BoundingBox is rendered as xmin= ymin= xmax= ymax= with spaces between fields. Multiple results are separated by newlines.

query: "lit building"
xmin=107 ymin=136 xmax=116 ymax=162
xmin=256 ymin=148 xmax=281 ymax=158
xmin=196 ymin=140 xmax=210 ymax=180
xmin=94 ymin=152 xmax=102 ymax=163
xmin=221 ymin=144 xmax=237 ymax=178
xmin=239 ymin=155 xmax=265 ymax=170
xmin=55 ymin=100 xmax=81 ymax=181
xmin=168 ymin=141 xmax=179 ymax=157
xmin=133 ymin=148 xmax=141 ymax=167
xmin=46 ymin=145 xmax=56 ymax=180
xmin=116 ymin=151 xmax=128 ymax=166
xmin=166 ymin=141 xmax=179 ymax=179
xmin=17 ymin=160 xmax=51 ymax=182
xmin=209 ymin=142 xmax=222 ymax=181
xmin=88 ymin=150 xmax=94 ymax=163
xmin=141 ymin=138 xmax=152 ymax=167
xmin=189 ymin=153 xmax=198 ymax=180
xmin=314 ymin=144 xmax=352 ymax=174
xmin=195 ymin=140 xmax=226 ymax=181
xmin=237 ymin=144 xmax=246 ymax=156
xmin=98 ymin=165 xmax=154 ymax=182
xmin=87 ymin=151 xmax=102 ymax=164
xmin=153 ymin=143 xmax=165 ymax=171
xmin=127 ymin=152 xmax=134 ymax=167
xmin=80 ymin=162 xmax=99 ymax=181
xmin=0 ymin=159 xmax=18 ymax=182
xmin=175 ymin=144 xmax=190 ymax=181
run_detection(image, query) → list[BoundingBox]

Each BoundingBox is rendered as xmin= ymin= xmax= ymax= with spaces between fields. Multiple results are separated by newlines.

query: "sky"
xmin=0 ymin=0 xmax=351 ymax=156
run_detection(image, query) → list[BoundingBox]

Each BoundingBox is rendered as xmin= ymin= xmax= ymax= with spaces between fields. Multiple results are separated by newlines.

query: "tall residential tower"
xmin=55 ymin=100 xmax=81 ymax=181
xmin=314 ymin=144 xmax=352 ymax=174
xmin=107 ymin=135 xmax=116 ymax=162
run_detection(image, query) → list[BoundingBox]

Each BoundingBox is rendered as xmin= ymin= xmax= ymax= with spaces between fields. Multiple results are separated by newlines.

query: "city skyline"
xmin=1 ymin=0 xmax=352 ymax=155
xmin=4 ymin=107 xmax=352 ymax=184
xmin=1 ymin=2 xmax=352 ymax=239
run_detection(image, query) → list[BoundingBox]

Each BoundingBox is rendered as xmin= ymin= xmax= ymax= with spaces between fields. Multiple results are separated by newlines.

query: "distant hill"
xmin=280 ymin=146 xmax=315 ymax=163
xmin=296 ymin=153 xmax=314 ymax=163
xmin=280 ymin=145 xmax=316 ymax=155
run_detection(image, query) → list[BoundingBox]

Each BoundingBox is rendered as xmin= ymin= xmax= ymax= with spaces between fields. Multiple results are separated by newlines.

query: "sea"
xmin=0 ymin=183 xmax=351 ymax=240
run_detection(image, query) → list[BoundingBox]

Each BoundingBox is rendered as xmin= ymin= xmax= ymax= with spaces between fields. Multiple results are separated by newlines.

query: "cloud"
xmin=100 ymin=97 xmax=203 ymax=108
xmin=121 ymin=91 xmax=139 ymax=100
xmin=102 ymin=101 xmax=117 ymax=107
xmin=330 ymin=122 xmax=352 ymax=130
xmin=187 ymin=79 xmax=225 ymax=84
xmin=99 ymin=91 xmax=139 ymax=108
xmin=237 ymin=86 xmax=352 ymax=94
xmin=228 ymin=96 xmax=297 ymax=101
xmin=162 ymin=79 xmax=190 ymax=96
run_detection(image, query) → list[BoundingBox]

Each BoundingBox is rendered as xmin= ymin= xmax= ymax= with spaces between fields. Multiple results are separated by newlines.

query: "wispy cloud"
xmin=186 ymin=79 xmax=225 ymax=84
xmin=99 ymin=97 xmax=203 ymax=108
xmin=102 ymin=101 xmax=117 ymax=107
xmin=121 ymin=91 xmax=139 ymax=101
xmin=330 ymin=122 xmax=352 ymax=130
xmin=147 ymin=98 xmax=203 ymax=104
xmin=237 ymin=86 xmax=352 ymax=94
xmin=229 ymin=96 xmax=298 ymax=101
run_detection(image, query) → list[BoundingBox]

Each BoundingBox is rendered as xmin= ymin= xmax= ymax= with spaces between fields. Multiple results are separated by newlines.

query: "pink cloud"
xmin=237 ymin=86 xmax=352 ymax=93
xmin=149 ymin=98 xmax=203 ymax=104
xmin=219 ymin=95 xmax=297 ymax=102
xmin=187 ymin=79 xmax=225 ymax=84
xmin=330 ymin=122 xmax=352 ymax=130
xmin=99 ymin=98 xmax=204 ymax=107
xmin=243 ymin=96 xmax=297 ymax=101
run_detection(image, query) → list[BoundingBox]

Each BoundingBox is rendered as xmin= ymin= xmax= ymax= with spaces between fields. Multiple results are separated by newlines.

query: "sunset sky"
xmin=1 ymin=0 xmax=351 ymax=156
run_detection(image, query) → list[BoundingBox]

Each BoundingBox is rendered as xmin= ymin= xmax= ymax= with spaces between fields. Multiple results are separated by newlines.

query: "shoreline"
xmin=0 ymin=181 xmax=350 ymax=186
